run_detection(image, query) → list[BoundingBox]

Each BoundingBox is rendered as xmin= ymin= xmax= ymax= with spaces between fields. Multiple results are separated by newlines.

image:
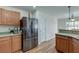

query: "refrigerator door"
xmin=31 ymin=18 xmax=38 ymax=48
xmin=31 ymin=18 xmax=38 ymax=37
xmin=21 ymin=17 xmax=38 ymax=52
xmin=22 ymin=38 xmax=32 ymax=52
xmin=21 ymin=17 xmax=32 ymax=52
xmin=31 ymin=37 xmax=38 ymax=48
xmin=22 ymin=17 xmax=32 ymax=39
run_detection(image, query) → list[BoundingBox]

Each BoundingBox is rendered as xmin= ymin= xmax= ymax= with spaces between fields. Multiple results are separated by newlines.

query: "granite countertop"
xmin=0 ymin=32 xmax=21 ymax=37
xmin=56 ymin=33 xmax=79 ymax=40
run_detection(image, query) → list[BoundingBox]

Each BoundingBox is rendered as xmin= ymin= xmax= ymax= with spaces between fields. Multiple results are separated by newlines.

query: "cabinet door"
xmin=68 ymin=39 xmax=73 ymax=53
xmin=73 ymin=39 xmax=79 ymax=53
xmin=11 ymin=11 xmax=20 ymax=26
xmin=0 ymin=37 xmax=11 ymax=53
xmin=0 ymin=8 xmax=2 ymax=24
xmin=2 ymin=9 xmax=12 ymax=25
xmin=1 ymin=9 xmax=6 ymax=24
xmin=12 ymin=35 xmax=21 ymax=52
xmin=2 ymin=9 xmax=20 ymax=25
xmin=7 ymin=10 xmax=14 ymax=25
xmin=56 ymin=35 xmax=69 ymax=53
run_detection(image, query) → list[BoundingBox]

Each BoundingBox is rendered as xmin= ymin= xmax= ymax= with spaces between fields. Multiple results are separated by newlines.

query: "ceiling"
xmin=11 ymin=6 xmax=79 ymax=18
xmin=36 ymin=6 xmax=79 ymax=15
xmin=11 ymin=6 xmax=34 ymax=11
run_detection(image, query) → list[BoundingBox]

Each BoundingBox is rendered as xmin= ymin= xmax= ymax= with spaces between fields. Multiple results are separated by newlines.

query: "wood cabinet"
xmin=56 ymin=34 xmax=79 ymax=53
xmin=73 ymin=39 xmax=79 ymax=53
xmin=0 ymin=37 xmax=11 ymax=53
xmin=0 ymin=34 xmax=21 ymax=53
xmin=2 ymin=9 xmax=11 ymax=25
xmin=56 ymin=35 xmax=69 ymax=52
xmin=68 ymin=38 xmax=73 ymax=53
xmin=0 ymin=8 xmax=2 ymax=24
xmin=11 ymin=35 xmax=21 ymax=52
xmin=0 ymin=8 xmax=20 ymax=26
xmin=9 ymin=11 xmax=20 ymax=26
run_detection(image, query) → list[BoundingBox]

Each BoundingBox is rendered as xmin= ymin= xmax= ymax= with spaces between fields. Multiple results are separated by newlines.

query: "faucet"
xmin=14 ymin=27 xmax=19 ymax=33
xmin=9 ymin=28 xmax=14 ymax=34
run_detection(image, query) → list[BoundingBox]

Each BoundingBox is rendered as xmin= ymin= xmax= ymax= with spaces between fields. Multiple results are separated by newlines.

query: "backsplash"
xmin=59 ymin=29 xmax=79 ymax=34
xmin=0 ymin=25 xmax=20 ymax=33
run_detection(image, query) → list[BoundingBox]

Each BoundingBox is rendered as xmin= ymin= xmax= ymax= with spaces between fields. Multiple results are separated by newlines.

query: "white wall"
xmin=0 ymin=6 xmax=29 ymax=32
xmin=46 ymin=17 xmax=57 ymax=40
xmin=58 ymin=19 xmax=68 ymax=29
xmin=35 ymin=10 xmax=57 ymax=44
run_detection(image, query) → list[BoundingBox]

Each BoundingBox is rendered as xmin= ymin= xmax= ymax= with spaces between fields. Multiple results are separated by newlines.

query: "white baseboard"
xmin=38 ymin=38 xmax=55 ymax=45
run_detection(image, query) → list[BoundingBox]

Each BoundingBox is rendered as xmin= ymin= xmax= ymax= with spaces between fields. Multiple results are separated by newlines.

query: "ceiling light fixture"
xmin=68 ymin=6 xmax=75 ymax=21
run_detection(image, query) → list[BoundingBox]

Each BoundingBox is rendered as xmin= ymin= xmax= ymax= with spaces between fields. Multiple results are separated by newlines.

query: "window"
xmin=66 ymin=21 xmax=79 ymax=30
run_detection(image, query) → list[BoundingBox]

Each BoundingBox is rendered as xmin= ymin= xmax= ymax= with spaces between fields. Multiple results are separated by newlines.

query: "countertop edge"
xmin=56 ymin=33 xmax=79 ymax=40
xmin=0 ymin=33 xmax=21 ymax=37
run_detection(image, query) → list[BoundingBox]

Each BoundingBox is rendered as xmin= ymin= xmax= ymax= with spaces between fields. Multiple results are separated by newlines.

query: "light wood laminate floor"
xmin=26 ymin=39 xmax=57 ymax=53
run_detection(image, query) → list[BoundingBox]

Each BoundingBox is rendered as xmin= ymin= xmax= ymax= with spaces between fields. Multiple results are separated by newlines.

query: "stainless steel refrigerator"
xmin=20 ymin=17 xmax=38 ymax=52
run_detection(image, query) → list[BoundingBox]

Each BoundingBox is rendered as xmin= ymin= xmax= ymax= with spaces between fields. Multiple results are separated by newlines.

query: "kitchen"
xmin=0 ymin=6 xmax=79 ymax=53
xmin=56 ymin=6 xmax=79 ymax=53
xmin=0 ymin=6 xmax=39 ymax=53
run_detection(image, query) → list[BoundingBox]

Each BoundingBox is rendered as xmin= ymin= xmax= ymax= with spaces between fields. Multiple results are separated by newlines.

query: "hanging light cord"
xmin=68 ymin=6 xmax=71 ymax=20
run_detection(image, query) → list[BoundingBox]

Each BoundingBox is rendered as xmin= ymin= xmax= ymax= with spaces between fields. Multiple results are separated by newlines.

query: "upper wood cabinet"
xmin=2 ymin=9 xmax=10 ymax=25
xmin=0 ymin=9 xmax=2 ymax=24
xmin=0 ymin=8 xmax=20 ymax=26
xmin=9 ymin=11 xmax=20 ymax=26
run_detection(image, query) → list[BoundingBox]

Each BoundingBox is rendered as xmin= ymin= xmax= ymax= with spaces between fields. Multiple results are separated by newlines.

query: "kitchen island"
xmin=56 ymin=33 xmax=79 ymax=53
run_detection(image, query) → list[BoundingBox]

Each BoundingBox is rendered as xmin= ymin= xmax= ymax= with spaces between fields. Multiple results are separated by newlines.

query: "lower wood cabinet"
xmin=56 ymin=34 xmax=79 ymax=53
xmin=56 ymin=35 xmax=69 ymax=53
xmin=0 ymin=34 xmax=21 ymax=53
xmin=0 ymin=37 xmax=11 ymax=53
xmin=73 ymin=39 xmax=79 ymax=53
xmin=11 ymin=35 xmax=21 ymax=52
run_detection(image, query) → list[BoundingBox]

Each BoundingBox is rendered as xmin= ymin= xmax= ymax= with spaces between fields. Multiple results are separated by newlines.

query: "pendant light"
xmin=68 ymin=6 xmax=75 ymax=21
xmin=33 ymin=6 xmax=36 ymax=9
